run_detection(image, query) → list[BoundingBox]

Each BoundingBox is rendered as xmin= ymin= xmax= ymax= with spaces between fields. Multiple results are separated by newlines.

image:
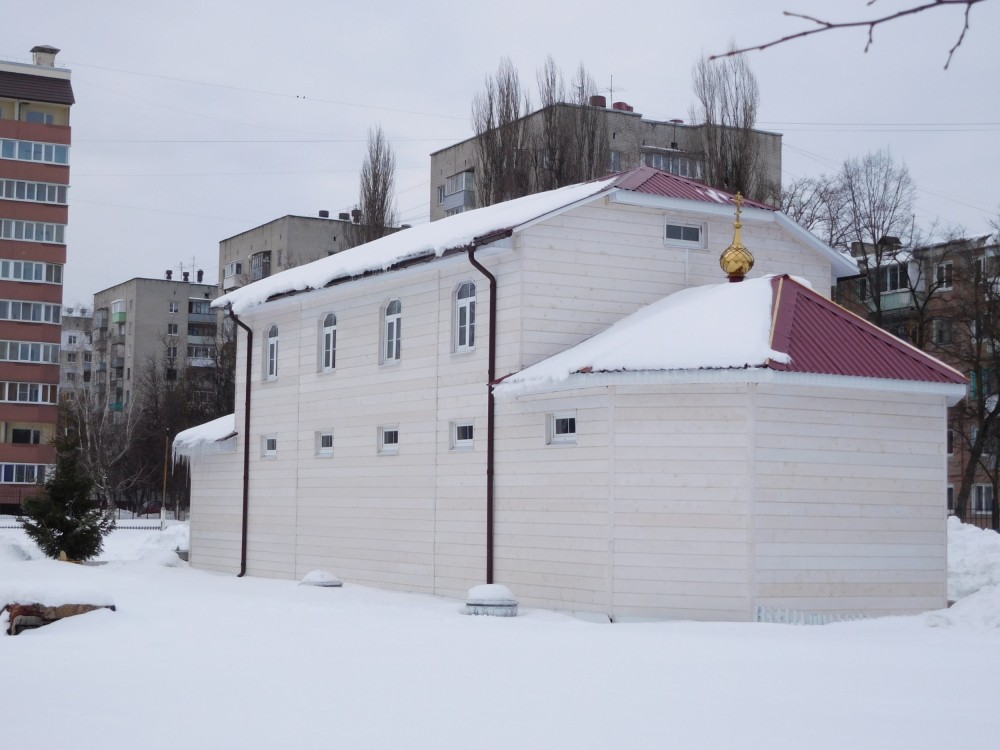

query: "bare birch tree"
xmin=691 ymin=48 xmax=770 ymax=202
xmin=347 ymin=125 xmax=398 ymax=248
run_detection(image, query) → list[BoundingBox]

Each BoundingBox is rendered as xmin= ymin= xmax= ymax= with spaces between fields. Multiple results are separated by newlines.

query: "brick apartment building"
xmin=0 ymin=46 xmax=73 ymax=510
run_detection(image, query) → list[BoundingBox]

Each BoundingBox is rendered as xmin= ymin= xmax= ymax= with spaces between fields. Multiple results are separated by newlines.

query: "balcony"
xmin=112 ymin=357 xmax=124 ymax=368
xmin=867 ymin=289 xmax=915 ymax=313
xmin=111 ymin=311 xmax=126 ymax=324
xmin=109 ymin=402 xmax=123 ymax=412
xmin=96 ymin=362 xmax=107 ymax=372
xmin=442 ymin=188 xmax=475 ymax=213
xmin=187 ymin=357 xmax=215 ymax=369
xmin=188 ymin=311 xmax=217 ymax=325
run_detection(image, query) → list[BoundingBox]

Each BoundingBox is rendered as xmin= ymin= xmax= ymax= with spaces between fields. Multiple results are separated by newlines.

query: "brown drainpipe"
xmin=466 ymin=228 xmax=512 ymax=584
xmin=227 ymin=307 xmax=253 ymax=577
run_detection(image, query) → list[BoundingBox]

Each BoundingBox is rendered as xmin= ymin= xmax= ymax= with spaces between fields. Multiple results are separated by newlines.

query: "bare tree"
xmin=691 ymin=48 xmax=770 ymax=203
xmin=714 ymin=0 xmax=989 ymax=69
xmin=472 ymin=58 xmax=532 ymax=207
xmin=62 ymin=386 xmax=145 ymax=510
xmin=529 ymin=58 xmax=610 ymax=191
xmin=781 ymin=174 xmax=851 ymax=249
xmin=346 ymin=125 xmax=398 ymax=248
xmin=935 ymin=234 xmax=1000 ymax=527
xmin=840 ymin=149 xmax=918 ymax=326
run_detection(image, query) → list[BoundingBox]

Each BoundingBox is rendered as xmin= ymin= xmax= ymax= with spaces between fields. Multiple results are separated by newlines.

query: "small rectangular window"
xmin=452 ymin=421 xmax=474 ymax=450
xmin=169 ymin=302 xmax=179 ymax=313
xmin=665 ymin=223 xmax=703 ymax=246
xmin=167 ymin=323 xmax=178 ymax=335
xmin=947 ymin=429 xmax=954 ymax=456
xmin=548 ymin=413 xmax=577 ymax=445
xmin=262 ymin=435 xmax=277 ymax=458
xmin=316 ymin=430 xmax=334 ymax=457
xmin=936 ymin=262 xmax=953 ymax=290
xmin=378 ymin=426 xmax=399 ymax=455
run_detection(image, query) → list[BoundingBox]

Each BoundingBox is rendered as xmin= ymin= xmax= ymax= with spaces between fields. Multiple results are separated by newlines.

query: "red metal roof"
xmin=0 ymin=71 xmax=75 ymax=105
xmin=767 ymin=275 xmax=965 ymax=384
xmin=612 ymin=166 xmax=775 ymax=210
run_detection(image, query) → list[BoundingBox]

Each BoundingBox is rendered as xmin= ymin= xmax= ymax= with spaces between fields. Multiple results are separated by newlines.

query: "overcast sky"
xmin=3 ymin=0 xmax=998 ymax=306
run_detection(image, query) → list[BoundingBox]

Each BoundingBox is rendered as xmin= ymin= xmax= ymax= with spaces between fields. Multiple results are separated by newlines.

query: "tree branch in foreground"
xmin=711 ymin=0 xmax=987 ymax=69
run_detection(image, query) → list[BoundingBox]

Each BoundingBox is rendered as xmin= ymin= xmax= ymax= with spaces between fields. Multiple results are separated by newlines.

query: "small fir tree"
xmin=21 ymin=436 xmax=114 ymax=561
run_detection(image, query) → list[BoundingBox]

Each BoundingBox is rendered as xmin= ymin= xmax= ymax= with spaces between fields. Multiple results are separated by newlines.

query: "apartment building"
xmin=219 ymin=213 xmax=355 ymax=293
xmin=0 ymin=46 xmax=73 ymax=509
xmin=429 ymin=99 xmax=782 ymax=222
xmin=59 ymin=305 xmax=93 ymax=401
xmin=92 ymin=274 xmax=219 ymax=412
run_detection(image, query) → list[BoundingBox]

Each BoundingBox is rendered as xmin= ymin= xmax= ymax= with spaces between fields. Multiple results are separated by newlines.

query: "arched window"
xmin=265 ymin=324 xmax=278 ymax=380
xmin=383 ymin=300 xmax=401 ymax=363
xmin=321 ymin=313 xmax=336 ymax=372
xmin=455 ymin=281 xmax=476 ymax=352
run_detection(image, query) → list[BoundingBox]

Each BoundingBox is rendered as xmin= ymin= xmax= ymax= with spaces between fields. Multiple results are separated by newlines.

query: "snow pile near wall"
xmin=214 ymin=178 xmax=616 ymax=314
xmin=172 ymin=413 xmax=236 ymax=461
xmin=947 ymin=516 xmax=1000 ymax=600
xmin=0 ymin=535 xmax=35 ymax=562
xmin=498 ymin=275 xmax=788 ymax=394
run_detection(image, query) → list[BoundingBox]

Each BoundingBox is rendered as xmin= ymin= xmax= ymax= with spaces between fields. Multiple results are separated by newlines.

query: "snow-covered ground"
xmin=2 ymin=517 xmax=999 ymax=749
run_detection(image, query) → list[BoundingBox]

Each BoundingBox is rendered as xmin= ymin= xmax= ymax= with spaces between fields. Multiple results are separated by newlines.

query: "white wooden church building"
xmin=176 ymin=167 xmax=965 ymax=622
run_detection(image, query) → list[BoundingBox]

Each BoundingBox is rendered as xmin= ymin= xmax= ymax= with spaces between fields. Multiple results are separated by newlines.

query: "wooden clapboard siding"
xmin=751 ymin=384 xmax=947 ymax=615
xmin=609 ymin=386 xmax=752 ymax=620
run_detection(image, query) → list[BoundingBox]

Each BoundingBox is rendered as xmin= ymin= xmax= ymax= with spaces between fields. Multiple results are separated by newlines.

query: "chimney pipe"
xmin=197 ymin=269 xmax=204 ymax=283
xmin=338 ymin=212 xmax=350 ymax=221
xmin=30 ymin=45 xmax=59 ymax=67
xmin=166 ymin=270 xmax=172 ymax=280
xmin=183 ymin=271 xmax=190 ymax=282
xmin=319 ymin=210 xmax=330 ymax=218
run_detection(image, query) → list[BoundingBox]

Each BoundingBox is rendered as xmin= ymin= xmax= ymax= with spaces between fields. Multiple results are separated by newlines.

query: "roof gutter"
xmin=226 ymin=306 xmax=253 ymax=578
xmin=465 ymin=228 xmax=513 ymax=584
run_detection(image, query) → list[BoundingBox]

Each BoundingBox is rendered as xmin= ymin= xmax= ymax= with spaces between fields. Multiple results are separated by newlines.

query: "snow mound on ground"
xmin=97 ymin=523 xmax=189 ymax=562
xmin=300 ymin=570 xmax=342 ymax=586
xmin=1 ymin=578 xmax=115 ymax=608
xmin=948 ymin=517 xmax=1000 ymax=600
xmin=925 ymin=585 xmax=1000 ymax=631
xmin=467 ymin=584 xmax=516 ymax=602
xmin=0 ymin=536 xmax=34 ymax=562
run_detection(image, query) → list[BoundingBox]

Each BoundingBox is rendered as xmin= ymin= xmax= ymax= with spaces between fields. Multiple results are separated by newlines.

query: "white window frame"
xmin=973 ymin=483 xmax=994 ymax=515
xmin=452 ymin=420 xmax=474 ymax=451
xmin=320 ymin=312 xmax=336 ymax=373
xmin=261 ymin=434 xmax=277 ymax=459
xmin=168 ymin=302 xmax=179 ymax=314
xmin=378 ymin=425 xmax=399 ymax=455
xmin=265 ymin=323 xmax=278 ymax=380
xmin=664 ymin=221 xmax=705 ymax=249
xmin=547 ymin=412 xmax=577 ymax=445
xmin=454 ymin=281 xmax=476 ymax=353
xmin=382 ymin=300 xmax=401 ymax=364
xmin=167 ymin=322 xmax=178 ymax=336
xmin=315 ymin=430 xmax=334 ymax=457
xmin=936 ymin=261 xmax=953 ymax=290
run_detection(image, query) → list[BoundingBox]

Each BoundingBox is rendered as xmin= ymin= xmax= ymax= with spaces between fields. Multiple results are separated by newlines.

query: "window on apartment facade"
xmin=0 ymin=341 xmax=60 ymax=364
xmin=665 ymin=222 xmax=704 ymax=248
xmin=609 ymin=150 xmax=622 ymax=172
xmin=84 ymin=351 xmax=92 ymax=362
xmin=0 ymin=463 xmax=49 ymax=484
xmin=262 ymin=435 xmax=277 ymax=458
xmin=0 ymin=382 xmax=58 ymax=404
xmin=189 ymin=299 xmax=211 ymax=315
xmin=437 ymin=185 xmax=445 ymax=205
xmin=547 ymin=413 xmax=577 ymax=445
xmin=24 ymin=111 xmax=54 ymax=125
xmin=67 ymin=334 xmax=77 ymax=345
xmin=452 ymin=421 xmax=474 ymax=450
xmin=11 ymin=429 xmax=42 ymax=445
xmin=0 ymin=138 xmax=69 ymax=165
xmin=169 ymin=302 xmax=179 ymax=313
xmin=321 ymin=313 xmax=336 ymax=372
xmin=455 ymin=282 xmax=476 ymax=352
xmin=947 ymin=429 xmax=954 ymax=455
xmin=933 ymin=318 xmax=953 ymax=346
xmin=947 ymin=485 xmax=954 ymax=512
xmin=383 ymin=300 xmax=401 ymax=363
xmin=378 ymin=426 xmax=399 ymax=455
xmin=0 ymin=179 xmax=67 ymax=205
xmin=643 ymin=153 xmax=700 ymax=178
xmin=0 ymin=259 xmax=62 ymax=284
xmin=315 ymin=430 xmax=334 ymax=457
xmin=0 ymin=300 xmax=61 ymax=324
xmin=67 ymin=352 xmax=76 ymax=362
xmin=167 ymin=323 xmax=178 ymax=335
xmin=66 ymin=372 xmax=76 ymax=382
xmin=937 ymin=262 xmax=953 ymax=290
xmin=0 ymin=218 xmax=66 ymax=244
xmin=973 ymin=484 xmax=994 ymax=515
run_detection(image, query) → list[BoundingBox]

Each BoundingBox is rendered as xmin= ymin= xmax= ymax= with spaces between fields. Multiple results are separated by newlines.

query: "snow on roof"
xmin=214 ymin=178 xmax=617 ymax=315
xmin=497 ymin=274 xmax=967 ymax=397
xmin=498 ymin=276 xmax=789 ymax=394
xmin=172 ymin=413 xmax=237 ymax=461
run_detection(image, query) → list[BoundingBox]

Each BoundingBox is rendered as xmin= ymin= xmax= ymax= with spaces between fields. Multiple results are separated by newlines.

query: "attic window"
xmin=665 ymin=222 xmax=704 ymax=248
